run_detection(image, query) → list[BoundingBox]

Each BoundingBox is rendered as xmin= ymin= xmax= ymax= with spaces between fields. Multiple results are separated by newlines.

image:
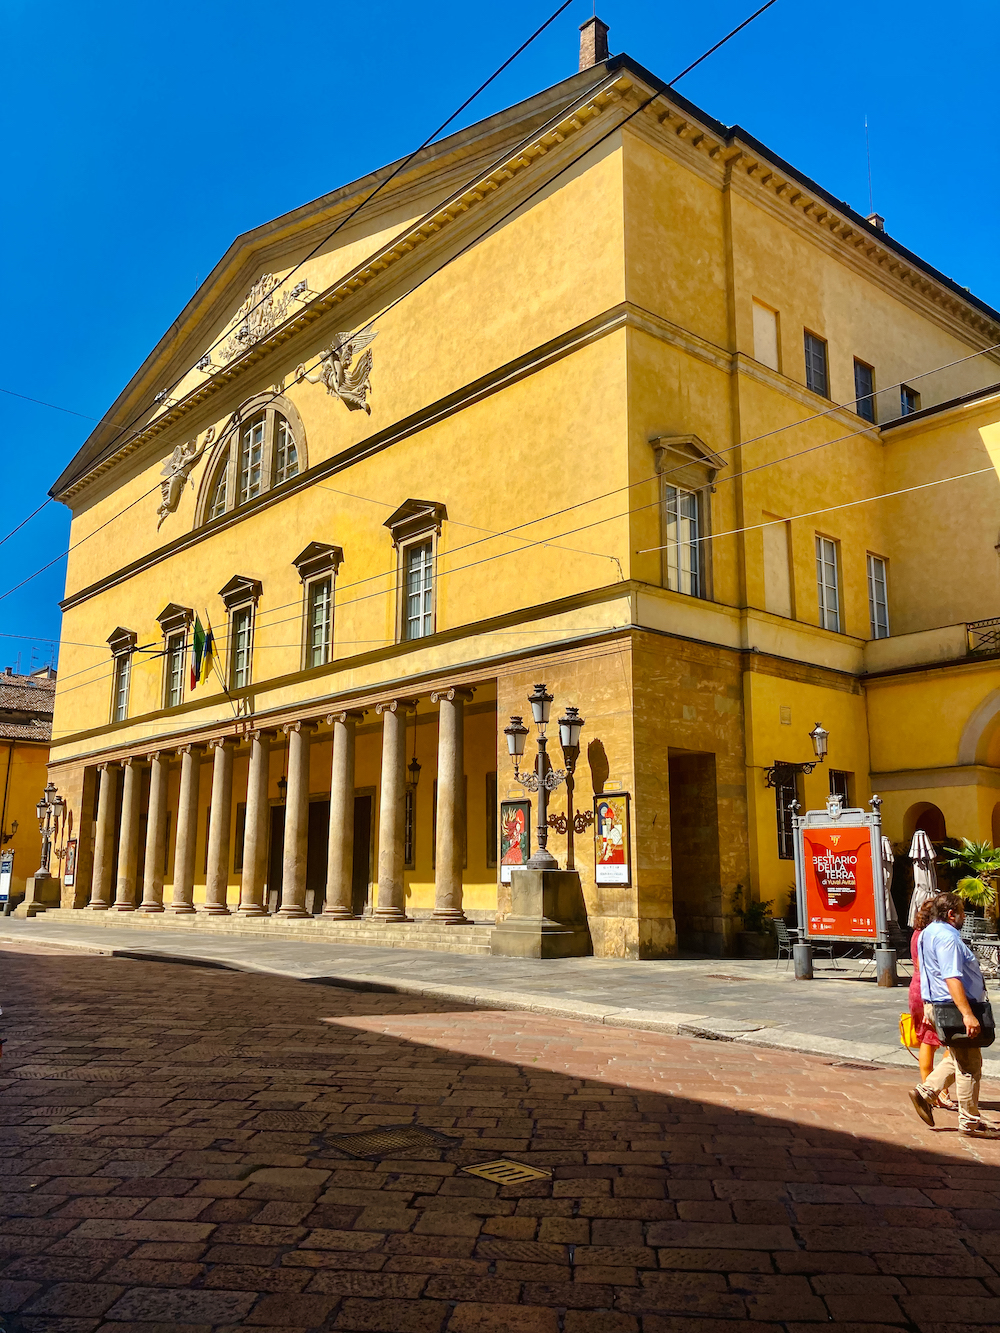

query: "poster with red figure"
xmin=802 ymin=825 xmax=878 ymax=939
xmin=594 ymin=793 xmax=630 ymax=885
xmin=500 ymin=800 xmax=531 ymax=884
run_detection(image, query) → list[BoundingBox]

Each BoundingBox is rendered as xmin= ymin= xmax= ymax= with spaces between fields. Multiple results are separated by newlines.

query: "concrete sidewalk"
xmin=2 ymin=915 xmax=998 ymax=1079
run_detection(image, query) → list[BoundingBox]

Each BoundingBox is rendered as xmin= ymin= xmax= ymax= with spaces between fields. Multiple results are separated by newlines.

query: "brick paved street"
xmin=2 ymin=939 xmax=1000 ymax=1333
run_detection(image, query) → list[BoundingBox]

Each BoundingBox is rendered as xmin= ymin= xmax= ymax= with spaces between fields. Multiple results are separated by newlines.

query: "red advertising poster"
xmin=803 ymin=825 xmax=878 ymax=940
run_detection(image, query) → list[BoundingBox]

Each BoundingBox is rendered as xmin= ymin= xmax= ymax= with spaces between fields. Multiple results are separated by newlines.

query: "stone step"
xmin=36 ymin=908 xmax=495 ymax=955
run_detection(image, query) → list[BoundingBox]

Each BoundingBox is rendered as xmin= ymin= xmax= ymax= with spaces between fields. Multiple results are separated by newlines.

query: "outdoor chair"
xmin=774 ymin=920 xmax=797 ymax=969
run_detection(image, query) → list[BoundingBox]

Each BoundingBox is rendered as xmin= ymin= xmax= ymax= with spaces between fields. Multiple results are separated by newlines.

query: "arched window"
xmin=197 ymin=395 xmax=305 ymax=526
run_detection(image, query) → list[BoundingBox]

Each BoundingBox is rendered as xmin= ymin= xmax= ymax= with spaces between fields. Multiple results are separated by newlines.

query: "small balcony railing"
xmin=968 ymin=617 xmax=1000 ymax=655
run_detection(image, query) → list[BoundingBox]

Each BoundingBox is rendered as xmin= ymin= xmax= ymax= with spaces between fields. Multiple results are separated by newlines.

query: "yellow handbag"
xmin=899 ymin=1013 xmax=920 ymax=1048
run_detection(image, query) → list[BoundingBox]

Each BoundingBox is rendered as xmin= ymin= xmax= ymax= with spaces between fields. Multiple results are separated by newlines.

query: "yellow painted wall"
xmin=0 ymin=741 xmax=52 ymax=903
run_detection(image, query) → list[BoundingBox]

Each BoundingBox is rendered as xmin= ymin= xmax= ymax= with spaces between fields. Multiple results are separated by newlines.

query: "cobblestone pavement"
xmin=5 ymin=919 xmax=995 ymax=1074
xmin=2 ymin=938 xmax=1000 ymax=1333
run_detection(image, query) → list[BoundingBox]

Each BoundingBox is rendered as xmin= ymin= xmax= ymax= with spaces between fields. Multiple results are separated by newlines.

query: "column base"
xmin=139 ymin=904 xmax=165 ymax=913
xmin=200 ymin=905 xmax=231 ymax=916
xmin=374 ymin=909 xmax=412 ymax=922
xmin=88 ymin=903 xmax=111 ymax=911
xmin=275 ymin=906 xmax=311 ymax=919
xmin=237 ymin=905 xmax=270 ymax=917
xmin=112 ymin=903 xmax=136 ymax=912
xmin=431 ymin=908 xmax=469 ymax=924
xmin=170 ymin=903 xmax=196 ymax=914
xmin=323 ymin=906 xmax=357 ymax=919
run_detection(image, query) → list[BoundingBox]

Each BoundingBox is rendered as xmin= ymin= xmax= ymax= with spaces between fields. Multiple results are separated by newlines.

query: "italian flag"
xmin=190 ymin=616 xmax=215 ymax=690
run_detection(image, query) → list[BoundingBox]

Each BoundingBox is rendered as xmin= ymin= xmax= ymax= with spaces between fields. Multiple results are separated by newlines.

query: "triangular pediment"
xmin=293 ymin=542 xmax=344 ymax=581
xmin=384 ymin=499 xmax=448 ymax=546
xmin=218 ymin=575 xmax=263 ymax=610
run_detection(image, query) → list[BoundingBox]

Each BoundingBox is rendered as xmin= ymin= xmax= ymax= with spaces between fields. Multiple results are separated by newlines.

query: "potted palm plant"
xmin=734 ymin=886 xmax=775 ymax=958
xmin=940 ymin=839 xmax=1000 ymax=922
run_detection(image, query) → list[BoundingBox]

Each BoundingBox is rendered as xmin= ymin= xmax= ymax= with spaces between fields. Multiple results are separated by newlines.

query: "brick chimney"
xmin=579 ymin=15 xmax=609 ymax=70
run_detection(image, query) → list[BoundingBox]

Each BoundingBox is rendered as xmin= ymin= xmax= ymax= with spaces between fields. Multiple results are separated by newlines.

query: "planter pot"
xmin=738 ymin=930 xmax=775 ymax=959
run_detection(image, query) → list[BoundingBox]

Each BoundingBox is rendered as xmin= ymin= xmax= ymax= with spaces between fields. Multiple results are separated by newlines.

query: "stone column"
xmin=238 ymin=729 xmax=273 ymax=916
xmin=88 ymin=763 xmax=119 ymax=910
xmin=112 ymin=757 xmax=143 ymax=911
xmin=324 ymin=710 xmax=363 ymax=917
xmin=431 ymin=687 xmax=473 ymax=923
xmin=277 ymin=721 xmax=316 ymax=918
xmin=140 ymin=751 xmax=169 ymax=912
xmin=170 ymin=744 xmax=201 ymax=913
xmin=374 ymin=699 xmax=415 ymax=921
xmin=203 ymin=738 xmax=234 ymax=915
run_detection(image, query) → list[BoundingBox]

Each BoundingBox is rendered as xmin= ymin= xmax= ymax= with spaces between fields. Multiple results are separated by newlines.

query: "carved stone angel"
xmin=156 ymin=438 xmax=205 ymax=529
xmin=297 ymin=331 xmax=377 ymax=414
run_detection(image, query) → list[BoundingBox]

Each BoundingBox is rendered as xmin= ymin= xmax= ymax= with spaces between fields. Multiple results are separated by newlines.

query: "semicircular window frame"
xmin=195 ymin=392 xmax=306 ymax=528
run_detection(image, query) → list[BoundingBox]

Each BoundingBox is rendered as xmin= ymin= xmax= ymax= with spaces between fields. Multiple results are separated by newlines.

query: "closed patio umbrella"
xmin=881 ymin=836 xmax=898 ymax=924
xmin=907 ymin=829 xmax=938 ymax=926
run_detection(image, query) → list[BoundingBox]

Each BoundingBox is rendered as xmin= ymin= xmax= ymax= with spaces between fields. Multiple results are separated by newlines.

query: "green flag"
xmin=190 ymin=615 xmax=206 ymax=690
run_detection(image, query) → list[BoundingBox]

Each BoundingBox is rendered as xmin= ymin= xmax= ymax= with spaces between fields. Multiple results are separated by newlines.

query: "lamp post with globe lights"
xmin=504 ymin=685 xmax=585 ymax=871
xmin=35 ymin=781 xmax=65 ymax=879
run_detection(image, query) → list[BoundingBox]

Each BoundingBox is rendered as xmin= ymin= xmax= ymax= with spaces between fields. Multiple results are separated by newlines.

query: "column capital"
xmin=326 ymin=709 xmax=365 ymax=725
xmin=282 ymin=719 xmax=319 ymax=736
xmin=207 ymin=735 xmax=236 ymax=751
xmin=146 ymin=750 xmax=165 ymax=763
xmin=97 ymin=760 xmax=120 ymax=772
xmin=121 ymin=755 xmax=143 ymax=769
xmin=430 ymin=686 xmax=475 ymax=705
xmin=375 ymin=698 xmax=419 ymax=717
xmin=176 ymin=743 xmax=204 ymax=758
xmin=250 ymin=727 xmax=278 ymax=740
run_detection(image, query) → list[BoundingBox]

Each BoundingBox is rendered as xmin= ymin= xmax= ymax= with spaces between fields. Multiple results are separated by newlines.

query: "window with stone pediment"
xmin=196 ymin=394 xmax=306 ymax=527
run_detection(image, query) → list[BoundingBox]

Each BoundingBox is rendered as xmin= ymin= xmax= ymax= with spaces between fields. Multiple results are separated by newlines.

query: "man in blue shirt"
xmin=910 ymin=892 xmax=996 ymax=1137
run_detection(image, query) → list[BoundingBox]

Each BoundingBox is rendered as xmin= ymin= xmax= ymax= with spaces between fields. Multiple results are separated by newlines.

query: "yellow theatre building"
xmin=41 ymin=23 xmax=1000 ymax=956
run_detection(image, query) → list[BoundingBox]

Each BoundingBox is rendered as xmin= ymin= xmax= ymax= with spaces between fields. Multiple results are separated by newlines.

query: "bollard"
xmin=793 ymin=942 xmax=814 ymax=980
xmin=876 ymin=948 xmax=898 ymax=988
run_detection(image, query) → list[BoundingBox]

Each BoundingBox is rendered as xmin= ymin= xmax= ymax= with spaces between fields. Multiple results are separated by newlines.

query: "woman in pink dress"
xmin=909 ymin=900 xmax=957 ymax=1110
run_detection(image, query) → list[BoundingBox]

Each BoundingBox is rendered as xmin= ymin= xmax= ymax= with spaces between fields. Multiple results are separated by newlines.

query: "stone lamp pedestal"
xmin=14 ymin=871 xmax=61 ymax=918
xmin=490 ymin=867 xmax=592 ymax=958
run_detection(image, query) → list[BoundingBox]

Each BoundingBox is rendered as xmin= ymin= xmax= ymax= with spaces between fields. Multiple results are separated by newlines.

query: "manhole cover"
xmin=310 ymin=1125 xmax=458 ymax=1160
xmin=705 ymin=975 xmax=750 ymax=981
xmin=462 ymin=1158 xmax=553 ymax=1185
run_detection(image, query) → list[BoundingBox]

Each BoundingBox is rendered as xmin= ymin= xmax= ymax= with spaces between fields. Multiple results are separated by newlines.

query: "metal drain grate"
xmin=827 ymin=1062 xmax=880 ymax=1071
xmin=310 ymin=1124 xmax=459 ymax=1160
xmin=462 ymin=1158 xmax=553 ymax=1185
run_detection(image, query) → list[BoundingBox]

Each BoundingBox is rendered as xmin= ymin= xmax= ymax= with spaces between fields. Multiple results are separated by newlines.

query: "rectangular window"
xmin=404 ymin=540 xmax=434 ymax=640
xmin=854 ymin=359 xmax=876 ymax=423
xmin=774 ymin=764 xmax=800 ymax=861
xmin=804 ymin=331 xmax=829 ymax=397
xmin=829 ymin=769 xmax=852 ymax=805
xmin=238 ymin=415 xmax=265 ymax=504
xmin=762 ymin=515 xmax=793 ymax=618
xmin=234 ymin=803 xmax=246 ymax=872
xmin=111 ymin=653 xmax=131 ymax=723
xmin=867 ymin=553 xmax=889 ymax=639
xmin=404 ymin=786 xmax=416 ymax=869
xmin=307 ymin=577 xmax=333 ymax=667
xmin=165 ymin=632 xmax=186 ymax=707
xmin=230 ymin=606 xmax=253 ymax=690
xmin=664 ymin=484 xmax=701 ymax=597
xmin=900 ymin=385 xmax=920 ymax=416
xmin=752 ymin=300 xmax=780 ymax=371
xmin=815 ymin=535 xmax=840 ymax=632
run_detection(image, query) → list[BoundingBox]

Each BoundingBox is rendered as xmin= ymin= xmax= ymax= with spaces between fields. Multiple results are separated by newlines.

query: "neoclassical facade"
xmin=41 ymin=32 xmax=1000 ymax=954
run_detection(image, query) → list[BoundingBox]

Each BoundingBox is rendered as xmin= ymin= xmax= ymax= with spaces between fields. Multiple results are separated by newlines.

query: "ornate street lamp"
xmin=504 ymin=684 xmax=584 ymax=871
xmin=764 ymin=722 xmax=830 ymax=788
xmin=35 ymin=781 xmax=65 ymax=877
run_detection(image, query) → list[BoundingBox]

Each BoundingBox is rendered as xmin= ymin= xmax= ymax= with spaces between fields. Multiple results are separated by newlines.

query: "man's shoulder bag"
xmin=932 ymin=998 xmax=996 ymax=1049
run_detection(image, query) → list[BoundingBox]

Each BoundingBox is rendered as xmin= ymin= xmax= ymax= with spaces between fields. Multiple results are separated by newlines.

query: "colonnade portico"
xmin=84 ymin=686 xmax=478 ymax=922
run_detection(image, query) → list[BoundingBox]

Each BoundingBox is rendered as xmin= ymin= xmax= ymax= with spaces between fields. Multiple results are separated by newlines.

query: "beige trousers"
xmin=921 ymin=1003 xmax=983 ymax=1122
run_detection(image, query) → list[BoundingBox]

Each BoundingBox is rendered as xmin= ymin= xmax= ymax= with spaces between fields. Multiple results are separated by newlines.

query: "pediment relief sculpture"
xmin=297 ymin=330 xmax=377 ymax=414
xmin=157 ymin=438 xmax=206 ymax=529
xmin=219 ymin=273 xmax=297 ymax=363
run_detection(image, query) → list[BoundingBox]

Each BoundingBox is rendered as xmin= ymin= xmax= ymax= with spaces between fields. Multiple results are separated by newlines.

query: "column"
xmin=238 ymin=729 xmax=273 ymax=916
xmin=324 ymin=710 xmax=362 ymax=917
xmin=277 ymin=721 xmax=316 ymax=918
xmin=140 ymin=751 xmax=168 ymax=912
xmin=88 ymin=763 xmax=119 ymax=910
xmin=112 ymin=757 xmax=142 ymax=911
xmin=374 ymin=699 xmax=415 ymax=921
xmin=203 ymin=738 xmax=234 ymax=914
xmin=170 ymin=744 xmax=201 ymax=913
xmin=431 ymin=687 xmax=473 ymax=923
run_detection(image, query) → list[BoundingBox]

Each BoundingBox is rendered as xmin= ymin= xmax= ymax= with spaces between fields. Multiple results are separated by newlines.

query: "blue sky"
xmin=1 ymin=0 xmax=997 ymax=669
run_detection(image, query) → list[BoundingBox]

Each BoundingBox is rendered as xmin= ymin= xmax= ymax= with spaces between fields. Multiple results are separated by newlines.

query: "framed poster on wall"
xmin=595 ymin=793 xmax=630 ymax=885
xmin=63 ymin=839 xmax=78 ymax=887
xmin=499 ymin=799 xmax=531 ymax=884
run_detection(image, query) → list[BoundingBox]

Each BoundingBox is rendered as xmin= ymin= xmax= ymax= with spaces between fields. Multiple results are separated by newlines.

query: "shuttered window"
xmin=804 ymin=332 xmax=829 ymax=396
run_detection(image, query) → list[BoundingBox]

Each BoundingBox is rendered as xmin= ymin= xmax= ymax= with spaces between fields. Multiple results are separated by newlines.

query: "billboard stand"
xmin=793 ymin=793 xmax=897 ymax=988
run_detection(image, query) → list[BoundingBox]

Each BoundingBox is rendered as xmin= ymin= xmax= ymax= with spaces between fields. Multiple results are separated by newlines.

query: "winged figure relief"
xmin=156 ymin=438 xmax=205 ymax=529
xmin=297 ymin=331 xmax=378 ymax=414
